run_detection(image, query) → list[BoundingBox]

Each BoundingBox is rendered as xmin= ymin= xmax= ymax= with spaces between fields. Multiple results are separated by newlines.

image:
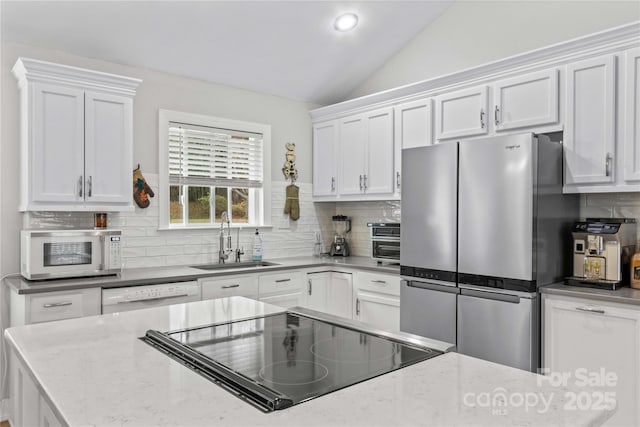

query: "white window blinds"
xmin=168 ymin=122 xmax=263 ymax=188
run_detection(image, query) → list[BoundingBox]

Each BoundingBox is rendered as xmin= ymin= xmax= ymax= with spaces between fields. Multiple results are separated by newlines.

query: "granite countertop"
xmin=6 ymin=256 xmax=399 ymax=295
xmin=540 ymin=283 xmax=640 ymax=306
xmin=5 ymin=296 xmax=614 ymax=426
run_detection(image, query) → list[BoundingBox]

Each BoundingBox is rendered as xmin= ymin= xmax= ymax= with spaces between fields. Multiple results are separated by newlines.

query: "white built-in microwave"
xmin=21 ymin=229 xmax=122 ymax=280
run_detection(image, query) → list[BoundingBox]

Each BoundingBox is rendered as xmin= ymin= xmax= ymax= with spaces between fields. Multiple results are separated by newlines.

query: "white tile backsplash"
xmin=23 ymin=180 xmax=640 ymax=266
xmin=23 ymin=175 xmax=332 ymax=269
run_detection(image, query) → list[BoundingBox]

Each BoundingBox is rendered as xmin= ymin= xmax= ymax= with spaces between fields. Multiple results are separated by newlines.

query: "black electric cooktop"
xmin=142 ymin=311 xmax=442 ymax=412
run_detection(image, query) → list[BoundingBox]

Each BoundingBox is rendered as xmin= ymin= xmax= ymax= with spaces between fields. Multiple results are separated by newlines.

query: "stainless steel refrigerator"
xmin=400 ymin=133 xmax=578 ymax=371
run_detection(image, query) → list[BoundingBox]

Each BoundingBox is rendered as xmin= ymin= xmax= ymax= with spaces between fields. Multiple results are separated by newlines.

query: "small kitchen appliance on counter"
xmin=142 ymin=308 xmax=443 ymax=412
xmin=367 ymin=222 xmax=400 ymax=264
xmin=330 ymin=215 xmax=351 ymax=256
xmin=21 ymin=229 xmax=122 ymax=280
xmin=566 ymin=218 xmax=637 ymax=290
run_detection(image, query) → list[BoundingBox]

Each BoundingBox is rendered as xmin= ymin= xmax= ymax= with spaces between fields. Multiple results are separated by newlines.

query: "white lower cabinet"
xmin=305 ymin=271 xmax=353 ymax=319
xmin=9 ymin=349 xmax=63 ymax=427
xmin=543 ymin=294 xmax=640 ymax=427
xmin=10 ymin=287 xmax=101 ymax=326
xmin=353 ymin=271 xmax=400 ymax=331
xmin=258 ymin=271 xmax=304 ymax=308
xmin=200 ymin=275 xmax=259 ymax=300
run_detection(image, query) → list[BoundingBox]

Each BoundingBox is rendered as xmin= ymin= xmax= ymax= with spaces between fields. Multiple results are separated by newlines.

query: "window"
xmin=159 ymin=110 xmax=271 ymax=229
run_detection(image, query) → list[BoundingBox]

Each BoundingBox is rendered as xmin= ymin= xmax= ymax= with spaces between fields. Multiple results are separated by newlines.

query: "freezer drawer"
xmin=457 ymin=289 xmax=538 ymax=372
xmin=400 ymin=280 xmax=458 ymax=345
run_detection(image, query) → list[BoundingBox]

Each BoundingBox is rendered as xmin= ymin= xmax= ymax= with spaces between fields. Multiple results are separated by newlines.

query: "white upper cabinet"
xmin=435 ymin=86 xmax=489 ymax=140
xmin=435 ymin=70 xmax=559 ymax=141
xmin=312 ymin=121 xmax=338 ymax=197
xmin=84 ymin=91 xmax=133 ymax=204
xmin=30 ymin=83 xmax=85 ymax=204
xmin=493 ymin=69 xmax=559 ymax=131
xmin=364 ymin=108 xmax=395 ymax=196
xmin=12 ymin=58 xmax=141 ymax=211
xmin=394 ymin=98 xmax=433 ymax=195
xmin=338 ymin=108 xmax=394 ymax=197
xmin=564 ymin=54 xmax=616 ymax=187
xmin=338 ymin=115 xmax=367 ymax=195
xmin=394 ymin=98 xmax=432 ymax=150
xmin=624 ymin=47 xmax=640 ymax=183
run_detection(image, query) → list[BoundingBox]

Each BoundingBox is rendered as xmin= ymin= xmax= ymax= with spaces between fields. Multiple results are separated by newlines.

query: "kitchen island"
xmin=5 ymin=297 xmax=614 ymax=426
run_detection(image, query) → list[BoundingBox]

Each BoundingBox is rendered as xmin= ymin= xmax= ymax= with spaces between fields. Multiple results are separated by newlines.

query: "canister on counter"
xmin=631 ymin=252 xmax=640 ymax=289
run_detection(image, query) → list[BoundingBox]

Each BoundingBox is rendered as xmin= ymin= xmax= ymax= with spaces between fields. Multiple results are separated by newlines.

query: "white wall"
xmin=1 ymin=40 xmax=318 ymax=276
xmin=348 ymin=0 xmax=640 ymax=99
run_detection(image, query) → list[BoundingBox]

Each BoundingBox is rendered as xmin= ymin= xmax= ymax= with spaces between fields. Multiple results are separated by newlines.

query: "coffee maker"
xmin=330 ymin=215 xmax=351 ymax=257
xmin=567 ymin=218 xmax=637 ymax=290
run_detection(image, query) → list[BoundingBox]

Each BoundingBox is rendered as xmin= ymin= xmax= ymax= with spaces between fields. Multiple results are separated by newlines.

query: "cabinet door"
xmin=543 ymin=296 xmax=640 ymax=426
xmin=338 ymin=115 xmax=366 ymax=195
xmin=624 ymin=47 xmax=640 ymax=183
xmin=84 ymin=91 xmax=133 ymax=205
xmin=306 ymin=272 xmax=329 ymax=312
xmin=200 ymin=275 xmax=259 ymax=300
xmin=327 ymin=272 xmax=353 ymax=319
xmin=312 ymin=121 xmax=338 ymax=197
xmin=564 ymin=55 xmax=616 ymax=185
xmin=395 ymin=98 xmax=432 ymax=150
xmin=364 ymin=108 xmax=395 ymax=196
xmin=434 ymin=86 xmax=489 ymax=140
xmin=31 ymin=83 xmax=85 ymax=204
xmin=494 ymin=69 xmax=559 ymax=131
xmin=355 ymin=290 xmax=400 ymax=331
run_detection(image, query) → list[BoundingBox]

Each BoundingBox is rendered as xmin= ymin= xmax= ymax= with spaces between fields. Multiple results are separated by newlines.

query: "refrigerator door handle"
xmin=404 ymin=280 xmax=459 ymax=294
xmin=460 ymin=288 xmax=520 ymax=304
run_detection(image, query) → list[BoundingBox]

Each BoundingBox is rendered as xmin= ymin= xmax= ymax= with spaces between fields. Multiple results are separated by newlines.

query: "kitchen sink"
xmin=190 ymin=261 xmax=280 ymax=270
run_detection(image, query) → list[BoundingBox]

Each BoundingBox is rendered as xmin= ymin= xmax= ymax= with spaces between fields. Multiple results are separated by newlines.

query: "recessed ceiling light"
xmin=334 ymin=13 xmax=358 ymax=32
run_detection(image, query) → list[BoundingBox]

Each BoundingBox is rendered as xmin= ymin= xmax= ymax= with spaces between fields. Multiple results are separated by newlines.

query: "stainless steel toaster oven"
xmin=367 ymin=223 xmax=400 ymax=264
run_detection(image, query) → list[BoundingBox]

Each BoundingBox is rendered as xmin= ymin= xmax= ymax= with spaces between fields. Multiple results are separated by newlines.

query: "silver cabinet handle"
xmin=605 ymin=153 xmax=612 ymax=177
xmin=331 ymin=177 xmax=335 ymax=192
xmin=308 ymin=279 xmax=312 ymax=295
xmin=363 ymin=174 xmax=368 ymax=190
xmin=275 ymin=279 xmax=291 ymax=283
xmin=87 ymin=176 xmax=93 ymax=197
xmin=221 ymin=284 xmax=240 ymax=289
xmin=78 ymin=176 xmax=83 ymax=197
xmin=396 ymin=171 xmax=400 ymax=189
xmin=43 ymin=301 xmax=72 ymax=308
xmin=480 ymin=108 xmax=485 ymax=128
xmin=494 ymin=105 xmax=500 ymax=126
xmin=371 ymin=280 xmax=387 ymax=284
xmin=117 ymin=294 xmax=189 ymax=304
xmin=359 ymin=175 xmax=363 ymax=191
xmin=356 ymin=298 xmax=361 ymax=316
xmin=576 ymin=306 xmax=605 ymax=314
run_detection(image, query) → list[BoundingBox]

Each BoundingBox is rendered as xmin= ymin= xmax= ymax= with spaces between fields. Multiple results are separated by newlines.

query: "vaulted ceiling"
xmin=1 ymin=1 xmax=452 ymax=105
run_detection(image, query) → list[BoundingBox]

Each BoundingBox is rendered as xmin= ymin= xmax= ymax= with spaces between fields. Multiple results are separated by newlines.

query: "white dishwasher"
xmin=102 ymin=281 xmax=201 ymax=314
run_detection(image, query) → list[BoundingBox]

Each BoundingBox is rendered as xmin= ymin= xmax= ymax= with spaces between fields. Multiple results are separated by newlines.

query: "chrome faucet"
xmin=218 ymin=212 xmax=232 ymax=263
xmin=235 ymin=227 xmax=244 ymax=263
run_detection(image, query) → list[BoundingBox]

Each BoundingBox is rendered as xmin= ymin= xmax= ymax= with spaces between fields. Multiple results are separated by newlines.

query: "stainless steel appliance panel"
xmin=401 ymin=144 xmax=457 ymax=272
xmin=458 ymin=134 xmax=535 ymax=281
xmin=400 ymin=280 xmax=458 ymax=345
xmin=457 ymin=288 xmax=538 ymax=372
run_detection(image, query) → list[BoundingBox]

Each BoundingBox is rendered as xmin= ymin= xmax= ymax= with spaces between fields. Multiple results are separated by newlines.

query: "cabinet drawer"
xmin=259 ymin=271 xmax=302 ymax=295
xmin=355 ymin=272 xmax=400 ymax=296
xmin=200 ymin=275 xmax=259 ymax=300
xmin=28 ymin=288 xmax=101 ymax=324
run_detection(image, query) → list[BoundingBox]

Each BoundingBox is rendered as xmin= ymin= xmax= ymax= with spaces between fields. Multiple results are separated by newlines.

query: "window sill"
xmin=157 ymin=224 xmax=274 ymax=231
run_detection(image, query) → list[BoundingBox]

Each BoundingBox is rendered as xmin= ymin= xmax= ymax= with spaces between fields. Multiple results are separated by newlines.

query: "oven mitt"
xmin=283 ymin=184 xmax=300 ymax=221
xmin=133 ymin=166 xmax=155 ymax=209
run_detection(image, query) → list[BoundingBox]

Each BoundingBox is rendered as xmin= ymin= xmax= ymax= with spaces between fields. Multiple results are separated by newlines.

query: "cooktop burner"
xmin=142 ymin=311 xmax=442 ymax=412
